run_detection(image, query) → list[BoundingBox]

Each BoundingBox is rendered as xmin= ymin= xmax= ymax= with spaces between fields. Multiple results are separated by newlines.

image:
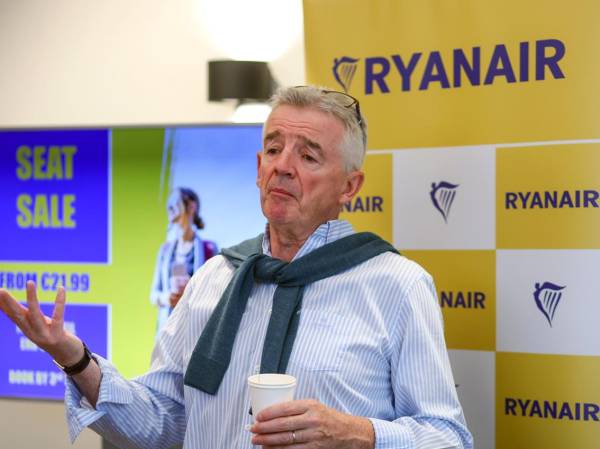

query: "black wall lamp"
xmin=208 ymin=60 xmax=278 ymax=103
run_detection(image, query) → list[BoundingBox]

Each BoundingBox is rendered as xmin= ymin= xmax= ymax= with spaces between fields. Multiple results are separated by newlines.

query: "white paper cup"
xmin=248 ymin=373 xmax=297 ymax=418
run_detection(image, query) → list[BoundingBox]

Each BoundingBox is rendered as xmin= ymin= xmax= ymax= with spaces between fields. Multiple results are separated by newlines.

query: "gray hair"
xmin=266 ymin=85 xmax=367 ymax=172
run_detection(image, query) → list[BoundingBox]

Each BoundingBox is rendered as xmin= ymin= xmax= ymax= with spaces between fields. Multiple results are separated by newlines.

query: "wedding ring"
xmin=291 ymin=430 xmax=297 ymax=444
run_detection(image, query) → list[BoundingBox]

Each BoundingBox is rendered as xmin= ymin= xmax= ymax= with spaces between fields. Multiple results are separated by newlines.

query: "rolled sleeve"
xmin=65 ymin=355 xmax=129 ymax=442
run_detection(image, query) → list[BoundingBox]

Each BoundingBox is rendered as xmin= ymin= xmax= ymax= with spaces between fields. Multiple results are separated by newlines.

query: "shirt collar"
xmin=262 ymin=219 xmax=355 ymax=261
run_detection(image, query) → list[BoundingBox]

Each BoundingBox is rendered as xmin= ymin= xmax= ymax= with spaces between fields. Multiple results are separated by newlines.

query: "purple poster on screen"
xmin=0 ymin=303 xmax=110 ymax=400
xmin=0 ymin=130 xmax=111 ymax=263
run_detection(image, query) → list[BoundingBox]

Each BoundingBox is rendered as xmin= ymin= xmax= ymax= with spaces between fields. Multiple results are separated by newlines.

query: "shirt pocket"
xmin=287 ymin=310 xmax=346 ymax=372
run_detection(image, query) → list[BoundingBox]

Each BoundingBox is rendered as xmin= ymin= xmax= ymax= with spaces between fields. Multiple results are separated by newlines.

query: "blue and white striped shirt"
xmin=65 ymin=220 xmax=472 ymax=449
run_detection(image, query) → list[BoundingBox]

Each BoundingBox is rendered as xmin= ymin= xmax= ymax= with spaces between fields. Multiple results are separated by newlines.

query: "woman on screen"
xmin=150 ymin=187 xmax=217 ymax=335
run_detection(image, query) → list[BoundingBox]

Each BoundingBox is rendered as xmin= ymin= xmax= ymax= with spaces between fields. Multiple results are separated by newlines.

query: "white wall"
xmin=0 ymin=0 xmax=305 ymax=127
xmin=0 ymin=1 xmax=304 ymax=448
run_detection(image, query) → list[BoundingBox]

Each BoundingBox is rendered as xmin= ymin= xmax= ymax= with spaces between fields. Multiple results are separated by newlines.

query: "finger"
xmin=0 ymin=288 xmax=29 ymax=323
xmin=253 ymin=428 xmax=316 ymax=447
xmin=256 ymin=399 xmax=313 ymax=422
xmin=252 ymin=429 xmax=296 ymax=447
xmin=262 ymin=445 xmax=311 ymax=449
xmin=26 ymin=281 xmax=47 ymax=328
xmin=50 ymin=286 xmax=66 ymax=330
xmin=25 ymin=281 xmax=43 ymax=313
xmin=252 ymin=414 xmax=307 ymax=435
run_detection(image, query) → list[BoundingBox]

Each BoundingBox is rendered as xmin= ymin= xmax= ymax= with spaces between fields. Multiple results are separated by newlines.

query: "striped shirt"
xmin=65 ymin=220 xmax=472 ymax=449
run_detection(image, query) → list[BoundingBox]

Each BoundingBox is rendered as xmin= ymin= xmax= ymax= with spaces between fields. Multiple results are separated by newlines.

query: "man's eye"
xmin=265 ymin=147 xmax=279 ymax=155
xmin=302 ymin=154 xmax=317 ymax=163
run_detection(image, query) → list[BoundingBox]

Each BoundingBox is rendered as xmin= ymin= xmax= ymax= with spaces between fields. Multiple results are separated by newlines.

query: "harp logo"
xmin=430 ymin=181 xmax=459 ymax=222
xmin=533 ymin=282 xmax=565 ymax=327
xmin=332 ymin=56 xmax=360 ymax=93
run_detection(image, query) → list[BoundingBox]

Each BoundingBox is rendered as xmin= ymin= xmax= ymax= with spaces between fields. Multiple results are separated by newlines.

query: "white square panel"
xmin=392 ymin=146 xmax=495 ymax=249
xmin=497 ymin=250 xmax=600 ymax=356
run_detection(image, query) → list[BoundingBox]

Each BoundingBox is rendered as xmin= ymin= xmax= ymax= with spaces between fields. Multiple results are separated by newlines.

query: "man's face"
xmin=257 ymin=104 xmax=363 ymax=234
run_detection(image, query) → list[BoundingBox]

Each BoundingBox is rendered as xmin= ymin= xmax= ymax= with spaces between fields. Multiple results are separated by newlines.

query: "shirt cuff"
xmin=368 ymin=418 xmax=410 ymax=449
xmin=64 ymin=355 xmax=133 ymax=443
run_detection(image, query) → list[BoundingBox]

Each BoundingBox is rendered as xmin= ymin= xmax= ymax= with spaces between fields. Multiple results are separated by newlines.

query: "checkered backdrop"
xmin=304 ymin=1 xmax=600 ymax=447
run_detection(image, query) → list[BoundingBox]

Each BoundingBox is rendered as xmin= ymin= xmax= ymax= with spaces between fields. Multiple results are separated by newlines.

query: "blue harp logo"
xmin=533 ymin=282 xmax=565 ymax=327
xmin=333 ymin=56 xmax=359 ymax=93
xmin=430 ymin=181 xmax=459 ymax=222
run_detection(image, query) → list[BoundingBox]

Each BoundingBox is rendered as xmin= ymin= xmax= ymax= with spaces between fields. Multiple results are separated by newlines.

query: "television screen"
xmin=0 ymin=123 xmax=265 ymax=400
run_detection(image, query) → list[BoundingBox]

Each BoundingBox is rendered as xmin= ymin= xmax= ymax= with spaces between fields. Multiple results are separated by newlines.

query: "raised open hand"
xmin=0 ymin=280 xmax=83 ymax=366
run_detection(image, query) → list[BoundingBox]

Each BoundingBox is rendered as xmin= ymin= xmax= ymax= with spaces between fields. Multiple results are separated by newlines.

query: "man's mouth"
xmin=269 ymin=187 xmax=295 ymax=199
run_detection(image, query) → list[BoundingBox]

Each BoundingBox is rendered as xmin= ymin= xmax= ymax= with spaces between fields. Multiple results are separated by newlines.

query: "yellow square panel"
xmin=403 ymin=250 xmax=495 ymax=351
xmin=497 ymin=352 xmax=600 ymax=449
xmin=497 ymin=143 xmax=600 ymax=249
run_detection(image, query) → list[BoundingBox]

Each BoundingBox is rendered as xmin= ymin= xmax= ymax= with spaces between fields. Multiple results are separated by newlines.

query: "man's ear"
xmin=339 ymin=170 xmax=365 ymax=205
xmin=256 ymin=151 xmax=263 ymax=187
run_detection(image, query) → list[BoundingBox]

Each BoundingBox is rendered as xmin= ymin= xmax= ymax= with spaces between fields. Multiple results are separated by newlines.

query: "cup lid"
xmin=248 ymin=373 xmax=297 ymax=388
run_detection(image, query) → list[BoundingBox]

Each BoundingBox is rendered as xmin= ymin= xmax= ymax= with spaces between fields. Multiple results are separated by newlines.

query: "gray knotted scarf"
xmin=183 ymin=231 xmax=397 ymax=394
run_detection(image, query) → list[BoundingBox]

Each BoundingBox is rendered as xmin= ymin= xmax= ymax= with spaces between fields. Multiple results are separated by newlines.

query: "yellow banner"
xmin=304 ymin=0 xmax=600 ymax=149
xmin=304 ymin=2 xmax=600 ymax=447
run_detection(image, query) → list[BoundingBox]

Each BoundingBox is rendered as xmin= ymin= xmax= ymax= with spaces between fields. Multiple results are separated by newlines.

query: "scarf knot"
xmin=254 ymin=256 xmax=288 ymax=284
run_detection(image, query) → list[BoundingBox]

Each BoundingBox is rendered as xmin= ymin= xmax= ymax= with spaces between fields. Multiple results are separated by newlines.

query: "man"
xmin=0 ymin=85 xmax=472 ymax=449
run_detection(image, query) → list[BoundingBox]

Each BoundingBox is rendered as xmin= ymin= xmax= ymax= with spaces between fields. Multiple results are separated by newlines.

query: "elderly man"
xmin=0 ymin=85 xmax=472 ymax=449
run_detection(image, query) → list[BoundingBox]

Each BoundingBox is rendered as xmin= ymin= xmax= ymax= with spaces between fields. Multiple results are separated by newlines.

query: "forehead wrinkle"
xmin=266 ymin=113 xmax=325 ymax=137
xmin=265 ymin=123 xmax=325 ymax=149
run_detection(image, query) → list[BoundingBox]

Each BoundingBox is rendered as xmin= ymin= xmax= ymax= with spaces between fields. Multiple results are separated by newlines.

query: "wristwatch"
xmin=53 ymin=341 xmax=95 ymax=376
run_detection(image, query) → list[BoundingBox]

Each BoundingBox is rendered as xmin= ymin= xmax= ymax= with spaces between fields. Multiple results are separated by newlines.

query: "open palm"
xmin=0 ymin=280 xmax=72 ymax=359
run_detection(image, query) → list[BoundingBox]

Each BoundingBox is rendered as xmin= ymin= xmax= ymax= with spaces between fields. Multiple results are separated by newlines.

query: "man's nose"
xmin=273 ymin=148 xmax=295 ymax=177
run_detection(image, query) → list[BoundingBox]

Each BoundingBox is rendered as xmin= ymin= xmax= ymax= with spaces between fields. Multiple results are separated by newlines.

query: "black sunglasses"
xmin=293 ymin=86 xmax=364 ymax=134
xmin=320 ymin=89 xmax=363 ymax=128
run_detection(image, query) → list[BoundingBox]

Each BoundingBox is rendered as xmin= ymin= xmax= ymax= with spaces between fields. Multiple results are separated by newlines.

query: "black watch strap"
xmin=53 ymin=342 xmax=94 ymax=376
